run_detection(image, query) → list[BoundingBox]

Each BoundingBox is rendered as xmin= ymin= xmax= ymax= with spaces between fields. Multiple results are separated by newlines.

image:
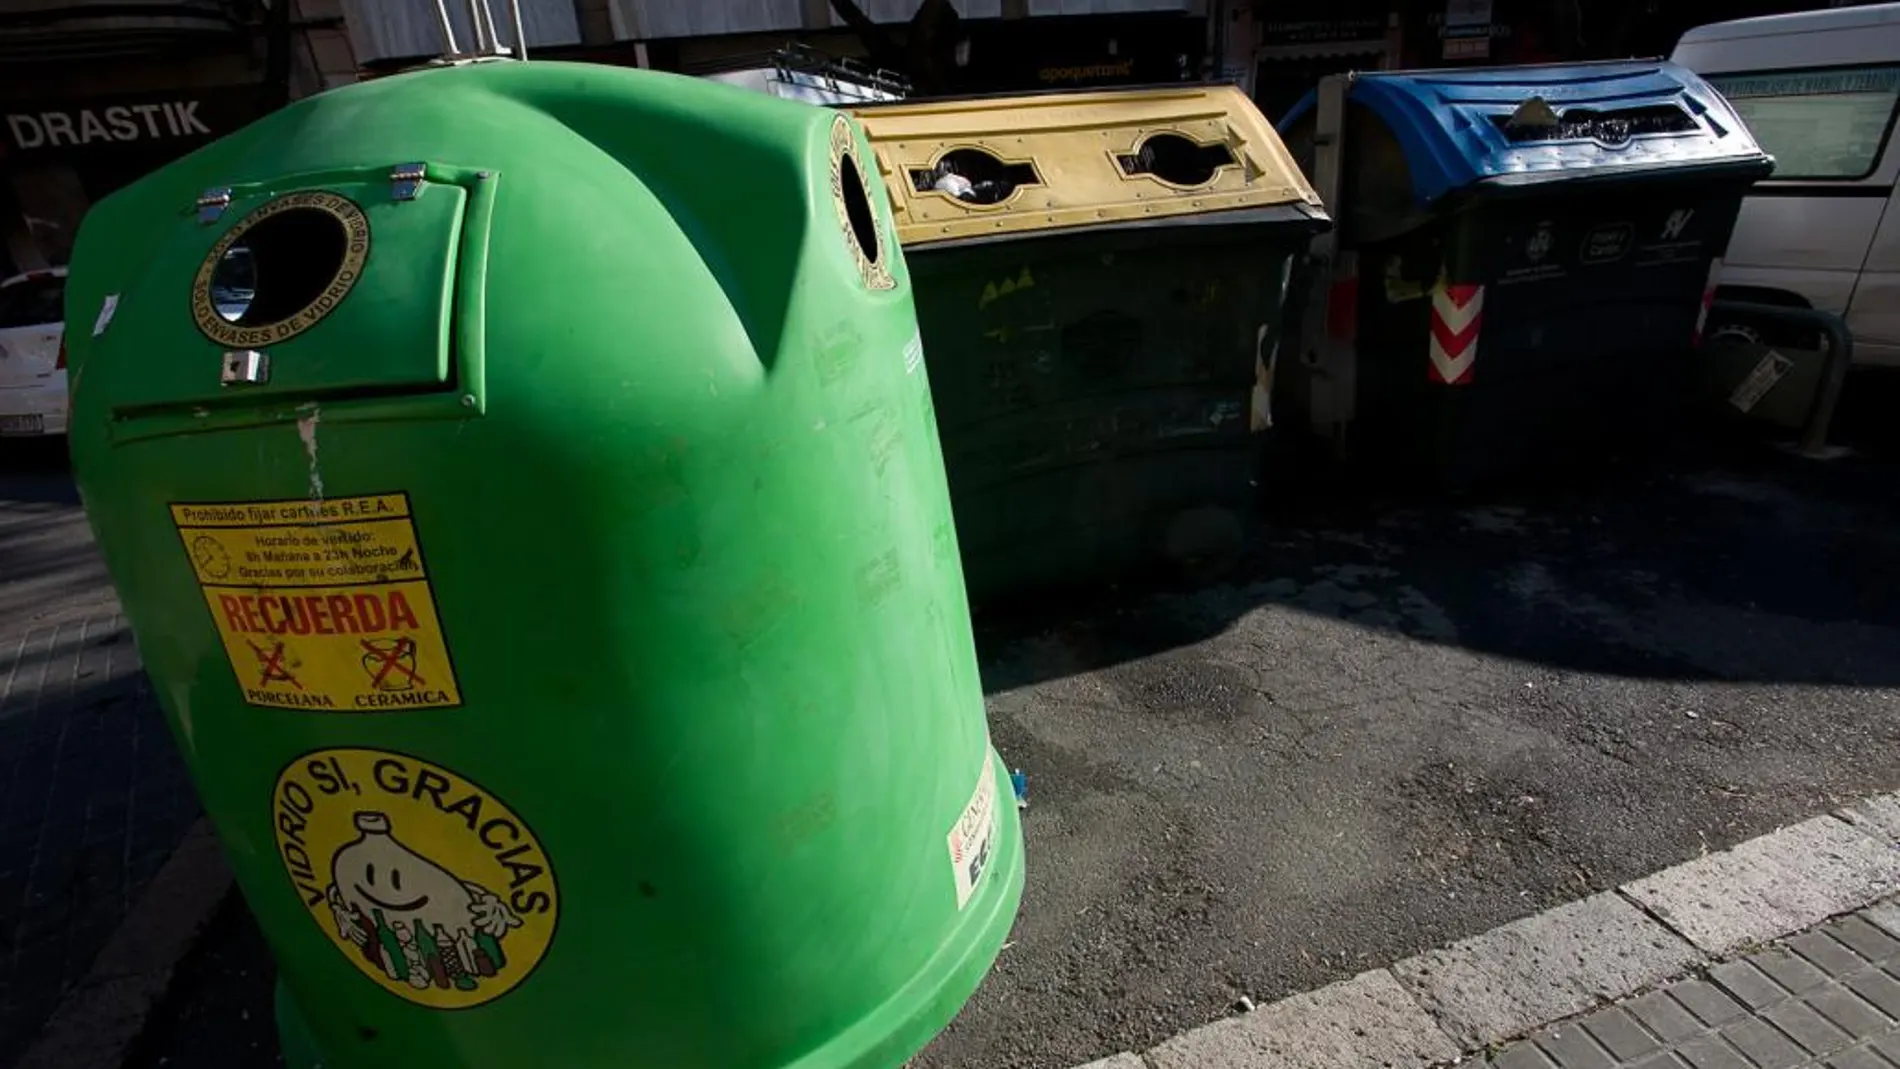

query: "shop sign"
xmin=1036 ymin=59 xmax=1136 ymax=85
xmin=2 ymin=93 xmax=255 ymax=156
xmin=1261 ymin=18 xmax=1386 ymax=48
xmin=1436 ymin=0 xmax=1497 ymax=60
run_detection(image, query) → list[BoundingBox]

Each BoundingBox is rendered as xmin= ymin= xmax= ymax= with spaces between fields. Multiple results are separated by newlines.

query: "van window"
xmin=1705 ymin=65 xmax=1900 ymax=181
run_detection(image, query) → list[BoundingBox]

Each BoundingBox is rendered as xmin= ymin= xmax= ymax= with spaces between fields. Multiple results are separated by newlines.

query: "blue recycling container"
xmin=1278 ymin=61 xmax=1774 ymax=488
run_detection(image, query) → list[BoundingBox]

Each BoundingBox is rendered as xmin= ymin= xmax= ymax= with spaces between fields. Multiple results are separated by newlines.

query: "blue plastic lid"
xmin=1277 ymin=60 xmax=1771 ymax=207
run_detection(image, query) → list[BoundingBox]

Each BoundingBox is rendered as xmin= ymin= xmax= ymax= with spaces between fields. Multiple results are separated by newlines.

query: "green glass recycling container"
xmin=62 ymin=59 xmax=1022 ymax=1069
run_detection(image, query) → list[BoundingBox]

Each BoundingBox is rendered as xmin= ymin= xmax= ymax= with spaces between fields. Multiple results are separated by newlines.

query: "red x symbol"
xmin=247 ymin=639 xmax=302 ymax=689
xmin=361 ymin=638 xmax=425 ymax=690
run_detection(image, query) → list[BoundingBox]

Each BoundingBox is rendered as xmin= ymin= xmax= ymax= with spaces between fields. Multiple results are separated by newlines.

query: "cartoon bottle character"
xmin=327 ymin=812 xmax=522 ymax=988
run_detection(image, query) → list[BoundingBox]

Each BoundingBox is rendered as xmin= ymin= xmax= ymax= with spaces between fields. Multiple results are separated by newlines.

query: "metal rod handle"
xmin=432 ymin=0 xmax=460 ymax=54
xmin=464 ymin=0 xmax=491 ymax=53
xmin=507 ymin=0 xmax=527 ymax=59
xmin=475 ymin=0 xmax=502 ymax=54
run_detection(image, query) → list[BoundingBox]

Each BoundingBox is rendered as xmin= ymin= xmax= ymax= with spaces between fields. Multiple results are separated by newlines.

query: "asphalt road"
xmin=19 ymin=378 xmax=1900 ymax=1069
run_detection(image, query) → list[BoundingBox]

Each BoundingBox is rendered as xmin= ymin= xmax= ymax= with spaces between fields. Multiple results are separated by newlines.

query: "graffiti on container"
xmin=903 ymin=330 xmax=925 ymax=376
xmin=171 ymin=493 xmax=461 ymax=712
xmin=273 ymin=749 xmax=560 ymax=1009
xmin=958 ymin=396 xmax=1246 ymax=475
xmin=978 ymin=266 xmax=1036 ymax=310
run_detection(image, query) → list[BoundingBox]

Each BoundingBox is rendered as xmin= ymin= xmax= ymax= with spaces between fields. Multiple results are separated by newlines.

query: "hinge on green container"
xmin=390 ymin=162 xmax=428 ymax=201
xmin=196 ymin=187 xmax=232 ymax=224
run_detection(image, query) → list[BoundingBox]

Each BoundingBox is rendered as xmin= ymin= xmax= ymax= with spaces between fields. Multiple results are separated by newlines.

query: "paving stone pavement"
xmin=0 ymin=611 xmax=202 ymax=1067
xmin=1492 ymin=906 xmax=1900 ymax=1069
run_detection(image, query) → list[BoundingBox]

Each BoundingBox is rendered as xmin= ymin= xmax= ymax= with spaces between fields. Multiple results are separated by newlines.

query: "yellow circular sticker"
xmin=830 ymin=116 xmax=895 ymax=292
xmin=192 ymin=190 xmax=370 ymax=349
xmin=272 ymin=749 xmax=559 ymax=1009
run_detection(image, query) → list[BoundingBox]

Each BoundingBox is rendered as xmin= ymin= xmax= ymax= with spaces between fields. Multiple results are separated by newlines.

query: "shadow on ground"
xmin=0 ymin=646 xmax=198 ymax=1069
xmin=976 ymin=385 xmax=1900 ymax=693
xmin=120 ymin=889 xmax=281 ymax=1069
xmin=0 ymin=439 xmax=202 ymax=1066
xmin=914 ymin=390 xmax=1900 ymax=1069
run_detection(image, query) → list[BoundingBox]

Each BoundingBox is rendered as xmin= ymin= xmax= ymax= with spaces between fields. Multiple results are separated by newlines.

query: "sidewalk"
xmin=0 ymin=471 xmax=206 ymax=1069
xmin=1079 ymin=795 xmax=1900 ymax=1069
xmin=1494 ymin=903 xmax=1900 ymax=1069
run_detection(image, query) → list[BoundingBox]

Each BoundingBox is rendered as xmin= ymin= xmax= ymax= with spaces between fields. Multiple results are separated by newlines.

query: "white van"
xmin=1673 ymin=4 xmax=1900 ymax=365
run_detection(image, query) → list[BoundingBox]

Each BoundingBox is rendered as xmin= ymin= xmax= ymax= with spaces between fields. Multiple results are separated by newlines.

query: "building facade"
xmin=0 ymin=0 xmax=360 ymax=274
xmin=341 ymin=0 xmax=1215 ymax=96
xmin=0 ymin=0 xmax=1881 ymax=274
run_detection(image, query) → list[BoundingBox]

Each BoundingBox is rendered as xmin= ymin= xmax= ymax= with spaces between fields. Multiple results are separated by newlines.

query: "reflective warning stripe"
xmin=1693 ymin=257 xmax=1724 ymax=347
xmin=1428 ymin=281 xmax=1482 ymax=386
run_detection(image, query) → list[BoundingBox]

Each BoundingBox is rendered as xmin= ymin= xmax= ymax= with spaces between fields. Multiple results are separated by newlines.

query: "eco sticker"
xmin=171 ymin=493 xmax=461 ymax=711
xmin=191 ymin=189 xmax=370 ymax=349
xmin=946 ymin=750 xmax=999 ymax=911
xmin=273 ymin=749 xmax=559 ymax=1009
xmin=830 ymin=116 xmax=895 ymax=292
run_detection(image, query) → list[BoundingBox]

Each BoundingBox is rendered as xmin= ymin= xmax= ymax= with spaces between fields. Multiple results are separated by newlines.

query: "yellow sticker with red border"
xmin=171 ymin=493 xmax=461 ymax=712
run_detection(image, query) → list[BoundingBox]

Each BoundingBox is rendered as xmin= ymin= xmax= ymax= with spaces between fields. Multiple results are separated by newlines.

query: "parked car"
xmin=0 ymin=267 xmax=67 ymax=437
xmin=1673 ymin=3 xmax=1900 ymax=364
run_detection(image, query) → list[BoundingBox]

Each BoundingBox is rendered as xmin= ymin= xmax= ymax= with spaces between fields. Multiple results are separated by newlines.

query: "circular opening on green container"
xmin=217 ymin=207 xmax=348 ymax=326
xmin=839 ymin=153 xmax=880 ymax=266
xmin=192 ymin=191 xmax=370 ymax=348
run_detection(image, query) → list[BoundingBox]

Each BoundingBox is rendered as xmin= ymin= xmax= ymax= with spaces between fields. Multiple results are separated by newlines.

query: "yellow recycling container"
xmin=849 ymin=85 xmax=1330 ymax=604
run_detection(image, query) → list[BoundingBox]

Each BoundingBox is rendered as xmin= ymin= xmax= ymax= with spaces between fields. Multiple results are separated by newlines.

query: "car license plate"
xmin=0 ymin=415 xmax=45 ymax=435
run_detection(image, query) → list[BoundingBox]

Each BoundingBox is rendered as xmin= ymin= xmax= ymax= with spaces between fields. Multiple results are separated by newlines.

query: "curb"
xmin=15 ymin=817 xmax=232 ymax=1069
xmin=14 ymin=792 xmax=1900 ymax=1069
xmin=1075 ymin=790 xmax=1900 ymax=1069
